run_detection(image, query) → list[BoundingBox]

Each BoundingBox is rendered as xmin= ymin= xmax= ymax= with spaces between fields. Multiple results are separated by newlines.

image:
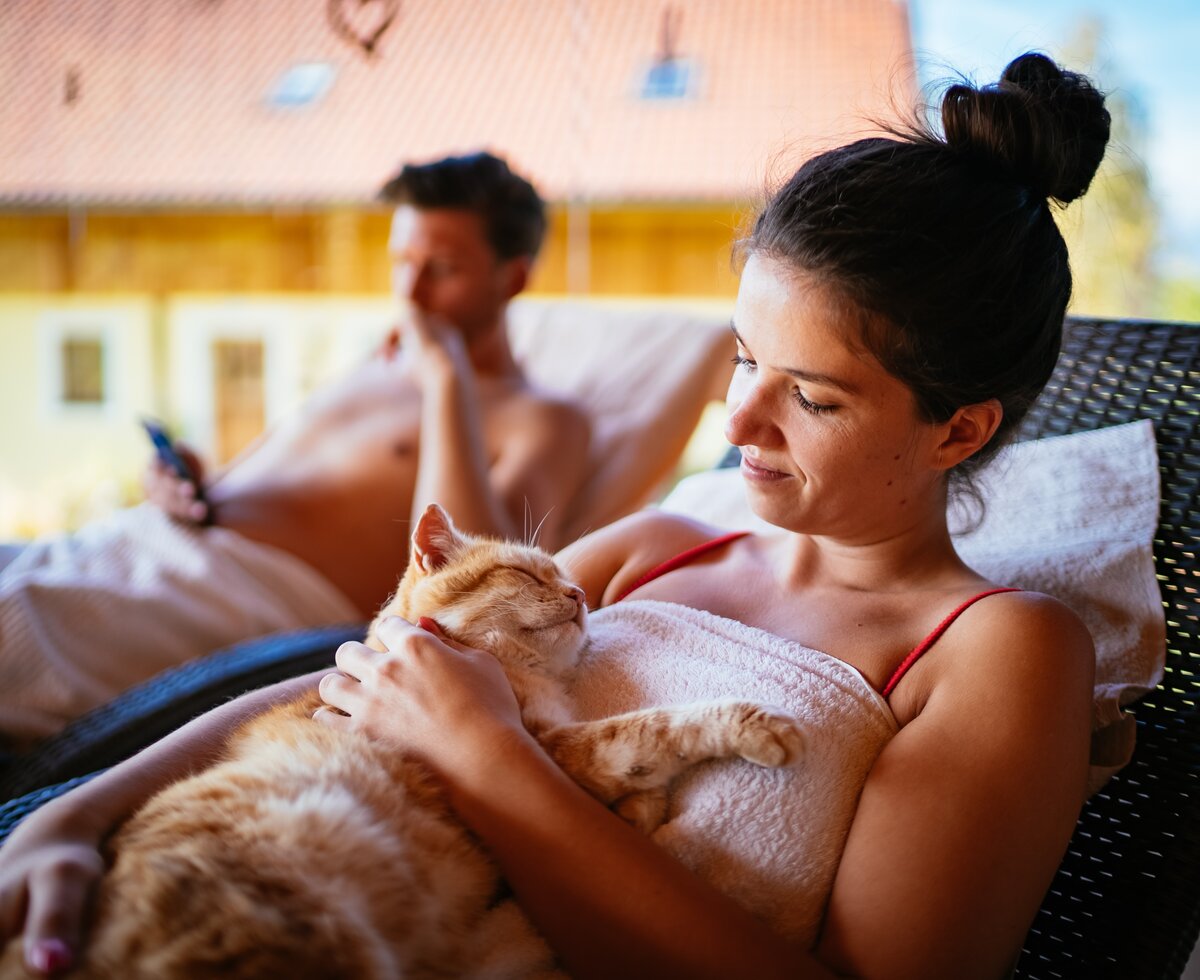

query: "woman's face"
xmin=725 ymin=254 xmax=947 ymax=542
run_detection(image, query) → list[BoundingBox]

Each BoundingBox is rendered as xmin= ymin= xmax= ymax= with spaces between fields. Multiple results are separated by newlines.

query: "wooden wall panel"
xmin=0 ymin=204 xmax=745 ymax=297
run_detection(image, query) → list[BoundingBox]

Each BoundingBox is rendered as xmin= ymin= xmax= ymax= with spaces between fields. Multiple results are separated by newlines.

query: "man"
xmin=1 ymin=152 xmax=589 ymax=741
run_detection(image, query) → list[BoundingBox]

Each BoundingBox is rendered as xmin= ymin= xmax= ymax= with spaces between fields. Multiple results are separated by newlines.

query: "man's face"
xmin=388 ymin=205 xmax=518 ymax=340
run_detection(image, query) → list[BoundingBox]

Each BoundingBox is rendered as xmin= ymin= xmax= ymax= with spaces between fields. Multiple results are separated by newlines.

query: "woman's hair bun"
xmin=940 ymin=52 xmax=1111 ymax=204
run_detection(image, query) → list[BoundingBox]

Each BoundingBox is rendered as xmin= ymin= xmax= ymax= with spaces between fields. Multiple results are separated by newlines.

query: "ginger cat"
xmin=2 ymin=505 xmax=804 ymax=979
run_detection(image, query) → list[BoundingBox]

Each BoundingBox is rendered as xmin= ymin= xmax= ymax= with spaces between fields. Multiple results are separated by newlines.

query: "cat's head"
xmin=367 ymin=504 xmax=588 ymax=677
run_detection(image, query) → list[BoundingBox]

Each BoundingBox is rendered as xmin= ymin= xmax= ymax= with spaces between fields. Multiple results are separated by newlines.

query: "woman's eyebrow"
xmin=730 ymin=322 xmax=859 ymax=395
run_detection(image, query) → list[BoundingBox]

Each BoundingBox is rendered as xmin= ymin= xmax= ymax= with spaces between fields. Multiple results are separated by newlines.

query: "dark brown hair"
xmin=748 ymin=53 xmax=1111 ymax=482
xmin=380 ymin=151 xmax=547 ymax=261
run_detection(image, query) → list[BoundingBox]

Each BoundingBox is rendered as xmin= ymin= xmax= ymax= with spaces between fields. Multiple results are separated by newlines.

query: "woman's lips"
xmin=740 ymin=454 xmax=791 ymax=482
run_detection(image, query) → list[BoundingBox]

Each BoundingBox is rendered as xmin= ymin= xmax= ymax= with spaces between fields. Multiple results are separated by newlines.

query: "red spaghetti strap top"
xmin=614 ymin=530 xmax=750 ymax=603
xmin=881 ymin=587 xmax=1021 ymax=699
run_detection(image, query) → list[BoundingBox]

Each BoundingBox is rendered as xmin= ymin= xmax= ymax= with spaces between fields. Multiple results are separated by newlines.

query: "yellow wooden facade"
xmin=0 ymin=204 xmax=747 ymax=536
xmin=0 ymin=205 xmax=746 ymax=298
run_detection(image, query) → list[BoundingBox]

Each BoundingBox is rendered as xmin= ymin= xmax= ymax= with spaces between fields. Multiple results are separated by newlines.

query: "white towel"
xmin=949 ymin=421 xmax=1163 ymax=788
xmin=661 ymin=420 xmax=1166 ymax=790
xmin=570 ymin=600 xmax=897 ymax=945
xmin=451 ymin=599 xmax=896 ymax=974
xmin=0 ymin=503 xmax=359 ymax=741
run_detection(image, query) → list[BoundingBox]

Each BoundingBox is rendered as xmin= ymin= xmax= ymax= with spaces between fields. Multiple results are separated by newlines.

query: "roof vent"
xmin=268 ymin=62 xmax=337 ymax=108
xmin=641 ymin=57 xmax=694 ymax=100
xmin=639 ymin=5 xmax=694 ymax=100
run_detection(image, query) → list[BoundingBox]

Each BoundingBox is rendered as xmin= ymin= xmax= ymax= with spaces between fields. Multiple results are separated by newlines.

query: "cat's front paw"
xmin=732 ymin=706 xmax=806 ymax=768
xmin=613 ymin=788 xmax=668 ymax=834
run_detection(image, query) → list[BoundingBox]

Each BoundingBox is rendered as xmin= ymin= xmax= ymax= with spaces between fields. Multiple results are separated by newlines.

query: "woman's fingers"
xmin=332 ymin=639 xmax=379 ymax=679
xmin=416 ymin=617 xmax=473 ymax=653
xmin=317 ymin=669 xmax=360 ymax=713
xmin=375 ymin=614 xmax=437 ymax=654
xmin=22 ymin=846 xmax=104 ymax=975
xmin=311 ymin=705 xmax=349 ymax=729
xmin=322 ymin=626 xmax=426 ymax=719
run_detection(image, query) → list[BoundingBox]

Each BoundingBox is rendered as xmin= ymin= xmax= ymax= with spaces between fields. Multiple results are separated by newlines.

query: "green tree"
xmin=1056 ymin=18 xmax=1160 ymax=318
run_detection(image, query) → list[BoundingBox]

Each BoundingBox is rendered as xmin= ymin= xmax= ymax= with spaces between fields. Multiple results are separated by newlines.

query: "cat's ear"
xmin=411 ymin=504 xmax=465 ymax=574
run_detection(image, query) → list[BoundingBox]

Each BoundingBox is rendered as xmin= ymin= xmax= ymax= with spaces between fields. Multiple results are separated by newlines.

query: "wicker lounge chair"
xmin=1 ymin=315 xmax=1197 ymax=978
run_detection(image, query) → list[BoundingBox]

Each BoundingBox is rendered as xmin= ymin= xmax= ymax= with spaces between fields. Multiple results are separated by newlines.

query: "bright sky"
xmin=909 ymin=0 xmax=1200 ymax=277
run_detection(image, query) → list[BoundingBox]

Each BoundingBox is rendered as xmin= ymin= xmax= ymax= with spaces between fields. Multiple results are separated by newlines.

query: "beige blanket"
xmin=0 ymin=504 xmax=359 ymax=741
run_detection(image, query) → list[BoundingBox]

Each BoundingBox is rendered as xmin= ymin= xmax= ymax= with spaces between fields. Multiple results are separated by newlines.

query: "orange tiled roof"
xmin=0 ymin=0 xmax=915 ymax=205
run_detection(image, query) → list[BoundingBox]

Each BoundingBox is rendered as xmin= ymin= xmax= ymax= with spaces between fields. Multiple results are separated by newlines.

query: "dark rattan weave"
xmin=0 ymin=623 xmax=364 ymax=802
xmin=1010 ymin=317 xmax=1200 ymax=979
xmin=0 ymin=316 xmax=1196 ymax=976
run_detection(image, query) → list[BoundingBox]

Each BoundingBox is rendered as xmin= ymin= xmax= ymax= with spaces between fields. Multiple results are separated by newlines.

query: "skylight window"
xmin=640 ymin=57 xmax=695 ymax=100
xmin=268 ymin=62 xmax=337 ymax=108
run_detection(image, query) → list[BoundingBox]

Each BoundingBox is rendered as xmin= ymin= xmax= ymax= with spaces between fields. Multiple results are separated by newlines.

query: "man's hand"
xmin=141 ymin=444 xmax=209 ymax=525
xmin=400 ymin=310 xmax=471 ymax=385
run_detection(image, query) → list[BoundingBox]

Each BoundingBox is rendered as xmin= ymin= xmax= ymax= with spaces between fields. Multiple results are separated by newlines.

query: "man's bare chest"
xmin=296 ymin=366 xmax=523 ymax=465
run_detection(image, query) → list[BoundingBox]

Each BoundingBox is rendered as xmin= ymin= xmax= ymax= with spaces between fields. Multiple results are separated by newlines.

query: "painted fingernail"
xmin=417 ymin=617 xmax=439 ymax=633
xmin=30 ymin=938 xmax=73 ymax=973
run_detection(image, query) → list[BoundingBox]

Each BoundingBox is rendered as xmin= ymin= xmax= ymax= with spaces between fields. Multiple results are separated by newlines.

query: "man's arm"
xmin=410 ymin=359 xmax=513 ymax=540
xmin=412 ymin=369 xmax=589 ymax=549
xmin=408 ymin=313 xmax=590 ymax=551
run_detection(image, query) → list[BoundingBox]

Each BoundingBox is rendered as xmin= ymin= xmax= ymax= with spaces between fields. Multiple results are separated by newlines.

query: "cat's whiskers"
xmin=529 ymin=506 xmax=554 ymax=549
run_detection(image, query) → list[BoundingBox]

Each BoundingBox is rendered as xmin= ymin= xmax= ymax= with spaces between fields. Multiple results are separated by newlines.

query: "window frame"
xmin=37 ymin=311 xmax=124 ymax=419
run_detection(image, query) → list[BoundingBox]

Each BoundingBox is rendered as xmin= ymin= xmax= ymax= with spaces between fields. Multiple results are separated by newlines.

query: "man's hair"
xmin=379 ymin=151 xmax=547 ymax=261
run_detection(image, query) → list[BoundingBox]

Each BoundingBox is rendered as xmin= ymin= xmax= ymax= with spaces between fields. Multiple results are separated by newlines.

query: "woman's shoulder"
xmin=609 ymin=507 xmax=733 ymax=543
xmin=555 ymin=510 xmax=739 ymax=609
xmin=967 ymin=588 xmax=1092 ymax=658
xmin=933 ymin=588 xmax=1093 ymax=709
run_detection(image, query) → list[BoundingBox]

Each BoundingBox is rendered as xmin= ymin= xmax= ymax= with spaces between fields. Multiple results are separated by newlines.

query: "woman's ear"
xmin=933 ymin=399 xmax=1004 ymax=470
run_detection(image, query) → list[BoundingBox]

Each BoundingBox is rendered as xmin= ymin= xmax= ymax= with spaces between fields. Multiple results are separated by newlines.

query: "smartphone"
xmin=141 ymin=417 xmax=206 ymax=501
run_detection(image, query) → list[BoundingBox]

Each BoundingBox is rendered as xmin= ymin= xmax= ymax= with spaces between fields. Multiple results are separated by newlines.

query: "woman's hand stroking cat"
xmin=316 ymin=616 xmax=535 ymax=786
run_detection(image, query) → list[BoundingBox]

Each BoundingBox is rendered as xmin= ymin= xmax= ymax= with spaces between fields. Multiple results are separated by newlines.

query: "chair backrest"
xmin=1013 ymin=316 xmax=1200 ymax=978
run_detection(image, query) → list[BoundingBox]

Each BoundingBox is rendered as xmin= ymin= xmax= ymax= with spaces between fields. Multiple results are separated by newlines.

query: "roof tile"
xmin=0 ymin=0 xmax=915 ymax=204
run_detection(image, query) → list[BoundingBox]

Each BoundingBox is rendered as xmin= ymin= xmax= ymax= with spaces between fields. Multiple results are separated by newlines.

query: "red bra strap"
xmin=881 ymin=588 xmax=1021 ymax=699
xmin=614 ymin=530 xmax=750 ymax=603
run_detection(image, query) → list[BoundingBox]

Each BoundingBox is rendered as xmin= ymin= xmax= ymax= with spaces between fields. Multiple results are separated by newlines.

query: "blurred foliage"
xmin=1057 ymin=18 xmax=1162 ymax=319
xmin=1161 ymin=278 xmax=1200 ymax=322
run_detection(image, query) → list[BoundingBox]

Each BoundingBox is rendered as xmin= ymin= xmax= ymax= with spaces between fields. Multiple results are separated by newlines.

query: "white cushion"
xmin=509 ymin=298 xmax=734 ymax=543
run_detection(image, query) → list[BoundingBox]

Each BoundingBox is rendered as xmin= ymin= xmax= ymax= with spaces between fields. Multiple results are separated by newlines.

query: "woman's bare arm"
xmin=0 ymin=670 xmax=324 ymax=974
xmin=817 ymin=593 xmax=1095 ymax=978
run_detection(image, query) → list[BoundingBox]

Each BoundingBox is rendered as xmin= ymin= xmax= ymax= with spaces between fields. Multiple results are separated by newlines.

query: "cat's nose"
xmin=565 ymin=585 xmax=585 ymax=608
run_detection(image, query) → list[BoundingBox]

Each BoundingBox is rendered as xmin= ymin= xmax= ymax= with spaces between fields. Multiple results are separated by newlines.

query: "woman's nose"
xmin=720 ymin=376 xmax=787 ymax=448
xmin=725 ymin=385 xmax=770 ymax=446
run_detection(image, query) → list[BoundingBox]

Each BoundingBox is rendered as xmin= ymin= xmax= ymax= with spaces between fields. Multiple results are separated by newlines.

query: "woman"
xmin=0 ymin=52 xmax=1109 ymax=978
